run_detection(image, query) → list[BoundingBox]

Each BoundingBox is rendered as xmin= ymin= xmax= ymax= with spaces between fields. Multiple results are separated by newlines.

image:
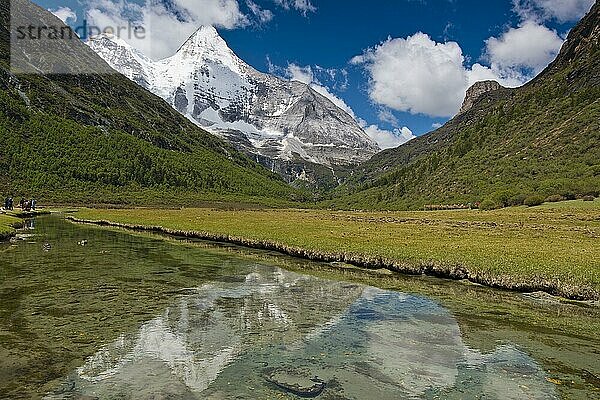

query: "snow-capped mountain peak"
xmin=87 ymin=28 xmax=379 ymax=180
xmin=173 ymin=26 xmax=243 ymax=72
xmin=178 ymin=25 xmax=225 ymax=54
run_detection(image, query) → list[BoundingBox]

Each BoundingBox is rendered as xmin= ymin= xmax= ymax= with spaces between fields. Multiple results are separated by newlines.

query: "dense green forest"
xmin=328 ymin=3 xmax=600 ymax=210
xmin=0 ymin=93 xmax=300 ymax=205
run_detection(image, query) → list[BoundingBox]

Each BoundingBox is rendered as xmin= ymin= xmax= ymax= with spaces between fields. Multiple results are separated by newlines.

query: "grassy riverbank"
xmin=0 ymin=214 xmax=20 ymax=240
xmin=73 ymin=199 xmax=600 ymax=300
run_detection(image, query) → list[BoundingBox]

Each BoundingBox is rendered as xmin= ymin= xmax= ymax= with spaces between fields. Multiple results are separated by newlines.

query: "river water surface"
xmin=0 ymin=216 xmax=598 ymax=399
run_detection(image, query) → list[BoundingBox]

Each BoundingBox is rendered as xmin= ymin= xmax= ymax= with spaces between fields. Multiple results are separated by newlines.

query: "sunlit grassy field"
xmin=0 ymin=213 xmax=20 ymax=238
xmin=74 ymin=199 xmax=600 ymax=299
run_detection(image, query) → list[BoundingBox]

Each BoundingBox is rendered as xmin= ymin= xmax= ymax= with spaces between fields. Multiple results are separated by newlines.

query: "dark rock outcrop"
xmin=458 ymin=80 xmax=502 ymax=114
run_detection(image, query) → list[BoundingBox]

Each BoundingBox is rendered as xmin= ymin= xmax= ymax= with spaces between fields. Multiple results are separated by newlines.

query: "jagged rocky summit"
xmin=88 ymin=26 xmax=380 ymax=187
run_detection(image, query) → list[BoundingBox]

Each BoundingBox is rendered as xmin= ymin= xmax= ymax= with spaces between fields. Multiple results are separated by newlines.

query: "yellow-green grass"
xmin=537 ymin=198 xmax=600 ymax=210
xmin=73 ymin=202 xmax=600 ymax=299
xmin=0 ymin=214 xmax=20 ymax=240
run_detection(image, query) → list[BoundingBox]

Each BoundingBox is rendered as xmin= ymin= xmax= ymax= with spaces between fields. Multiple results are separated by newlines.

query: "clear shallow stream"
xmin=0 ymin=216 xmax=598 ymax=399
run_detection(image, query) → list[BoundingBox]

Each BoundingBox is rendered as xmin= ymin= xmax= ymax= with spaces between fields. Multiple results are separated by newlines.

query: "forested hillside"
xmin=0 ymin=0 xmax=300 ymax=205
xmin=331 ymin=2 xmax=600 ymax=210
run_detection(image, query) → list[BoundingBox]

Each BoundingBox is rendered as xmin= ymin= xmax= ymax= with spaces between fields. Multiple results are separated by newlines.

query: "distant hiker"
xmin=19 ymin=198 xmax=25 ymax=209
xmin=31 ymin=199 xmax=36 ymax=210
xmin=23 ymin=200 xmax=30 ymax=212
xmin=8 ymin=197 xmax=13 ymax=211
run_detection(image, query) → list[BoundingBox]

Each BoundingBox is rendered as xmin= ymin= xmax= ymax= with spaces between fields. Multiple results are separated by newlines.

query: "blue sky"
xmin=37 ymin=0 xmax=593 ymax=148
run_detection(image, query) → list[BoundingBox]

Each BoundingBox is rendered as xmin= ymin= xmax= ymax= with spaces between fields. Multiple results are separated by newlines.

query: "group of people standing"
xmin=3 ymin=196 xmax=37 ymax=212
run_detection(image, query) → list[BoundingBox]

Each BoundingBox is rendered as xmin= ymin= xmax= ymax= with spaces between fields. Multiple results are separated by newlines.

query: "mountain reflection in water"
xmin=46 ymin=266 xmax=557 ymax=400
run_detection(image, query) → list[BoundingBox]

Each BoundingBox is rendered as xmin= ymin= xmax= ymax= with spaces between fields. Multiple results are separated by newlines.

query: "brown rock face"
xmin=458 ymin=80 xmax=502 ymax=114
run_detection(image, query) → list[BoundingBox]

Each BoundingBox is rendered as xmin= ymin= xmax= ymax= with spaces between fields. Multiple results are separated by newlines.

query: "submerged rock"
xmin=265 ymin=369 xmax=326 ymax=398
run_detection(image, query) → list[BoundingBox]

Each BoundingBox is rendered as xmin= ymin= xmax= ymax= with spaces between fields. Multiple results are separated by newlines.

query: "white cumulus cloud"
xmin=49 ymin=6 xmax=77 ymax=24
xmin=466 ymin=62 xmax=522 ymax=87
xmin=351 ymin=33 xmax=524 ymax=118
xmin=351 ymin=21 xmax=566 ymax=118
xmin=484 ymin=21 xmax=563 ymax=77
xmin=351 ymin=33 xmax=468 ymax=117
xmin=513 ymin=0 xmax=594 ymax=22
